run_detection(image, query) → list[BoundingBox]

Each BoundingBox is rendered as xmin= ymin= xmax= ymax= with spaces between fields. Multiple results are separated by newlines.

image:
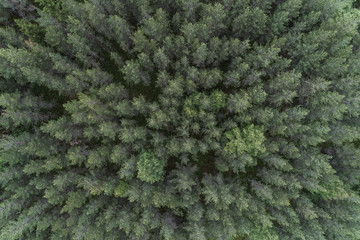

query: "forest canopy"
xmin=0 ymin=0 xmax=360 ymax=239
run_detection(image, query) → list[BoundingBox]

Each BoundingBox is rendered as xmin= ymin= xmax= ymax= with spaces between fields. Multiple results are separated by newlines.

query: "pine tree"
xmin=0 ymin=0 xmax=360 ymax=239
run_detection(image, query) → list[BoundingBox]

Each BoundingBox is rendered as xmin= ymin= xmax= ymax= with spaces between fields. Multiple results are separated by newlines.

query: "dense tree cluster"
xmin=0 ymin=0 xmax=360 ymax=239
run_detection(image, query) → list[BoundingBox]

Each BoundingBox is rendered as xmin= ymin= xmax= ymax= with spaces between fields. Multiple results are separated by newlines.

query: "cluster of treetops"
xmin=0 ymin=0 xmax=360 ymax=239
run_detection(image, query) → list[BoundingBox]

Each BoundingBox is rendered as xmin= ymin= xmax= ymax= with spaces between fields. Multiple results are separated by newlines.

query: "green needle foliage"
xmin=224 ymin=124 xmax=266 ymax=157
xmin=137 ymin=151 xmax=166 ymax=183
xmin=0 ymin=0 xmax=360 ymax=239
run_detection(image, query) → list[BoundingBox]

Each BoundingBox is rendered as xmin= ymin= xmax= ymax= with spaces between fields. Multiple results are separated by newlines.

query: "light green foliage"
xmin=184 ymin=90 xmax=226 ymax=118
xmin=224 ymin=124 xmax=266 ymax=157
xmin=122 ymin=59 xmax=149 ymax=85
xmin=183 ymin=95 xmax=198 ymax=118
xmin=61 ymin=191 xmax=87 ymax=213
xmin=34 ymin=0 xmax=65 ymax=20
xmin=210 ymin=90 xmax=226 ymax=111
xmin=114 ymin=180 xmax=129 ymax=197
xmin=87 ymin=146 xmax=110 ymax=168
xmin=153 ymin=48 xmax=170 ymax=70
xmin=137 ymin=151 xmax=166 ymax=183
xmin=14 ymin=19 xmax=44 ymax=42
xmin=141 ymin=8 xmax=169 ymax=42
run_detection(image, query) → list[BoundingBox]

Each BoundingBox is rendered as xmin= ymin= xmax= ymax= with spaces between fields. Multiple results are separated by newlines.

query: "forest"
xmin=0 ymin=0 xmax=360 ymax=239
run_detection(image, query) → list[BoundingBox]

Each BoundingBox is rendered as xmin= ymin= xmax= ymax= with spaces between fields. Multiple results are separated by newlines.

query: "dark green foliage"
xmin=0 ymin=0 xmax=360 ymax=240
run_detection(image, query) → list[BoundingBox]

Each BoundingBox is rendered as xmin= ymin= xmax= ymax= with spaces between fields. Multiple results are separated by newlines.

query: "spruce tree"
xmin=0 ymin=0 xmax=360 ymax=239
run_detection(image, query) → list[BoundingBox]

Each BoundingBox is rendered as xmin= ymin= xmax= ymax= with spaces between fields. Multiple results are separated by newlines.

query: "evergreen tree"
xmin=0 ymin=0 xmax=360 ymax=239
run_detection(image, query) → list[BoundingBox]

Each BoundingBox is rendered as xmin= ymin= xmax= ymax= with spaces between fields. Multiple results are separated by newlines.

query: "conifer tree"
xmin=0 ymin=0 xmax=360 ymax=239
